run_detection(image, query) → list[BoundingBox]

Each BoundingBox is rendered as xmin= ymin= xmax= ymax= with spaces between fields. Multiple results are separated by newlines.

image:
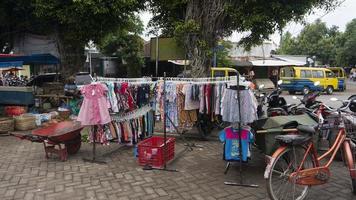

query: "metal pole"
xmin=155 ymin=36 xmax=159 ymax=77
xmin=163 ymin=72 xmax=167 ymax=169
xmin=224 ymin=72 xmax=258 ymax=188
xmin=89 ymin=51 xmax=92 ymax=75
xmin=213 ymin=49 xmax=217 ymax=67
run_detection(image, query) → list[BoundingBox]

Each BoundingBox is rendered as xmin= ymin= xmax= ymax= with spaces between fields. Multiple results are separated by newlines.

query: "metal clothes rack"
xmin=144 ymin=73 xmax=216 ymax=171
xmin=83 ymin=125 xmax=108 ymax=164
xmin=224 ymin=72 xmax=258 ymax=188
xmin=82 ymin=81 xmax=153 ymax=164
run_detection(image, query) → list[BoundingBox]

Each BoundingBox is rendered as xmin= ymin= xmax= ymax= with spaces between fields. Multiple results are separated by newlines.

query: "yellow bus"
xmin=280 ymin=66 xmax=338 ymax=95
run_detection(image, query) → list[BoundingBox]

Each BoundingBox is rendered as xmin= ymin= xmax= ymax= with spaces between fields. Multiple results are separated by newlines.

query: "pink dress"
xmin=77 ymin=83 xmax=111 ymax=125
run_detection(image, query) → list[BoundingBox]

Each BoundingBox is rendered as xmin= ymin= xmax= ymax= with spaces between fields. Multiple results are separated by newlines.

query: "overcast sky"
xmin=140 ymin=0 xmax=356 ymax=45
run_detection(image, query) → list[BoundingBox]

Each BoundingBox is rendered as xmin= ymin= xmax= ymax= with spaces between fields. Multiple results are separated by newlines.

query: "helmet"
xmin=349 ymin=95 xmax=356 ymax=113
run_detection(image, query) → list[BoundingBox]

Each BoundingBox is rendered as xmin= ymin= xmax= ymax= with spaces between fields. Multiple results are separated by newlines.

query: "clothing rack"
xmin=144 ymin=73 xmax=207 ymax=172
xmin=82 ymin=81 xmax=153 ymax=164
xmin=111 ymin=105 xmax=153 ymax=122
xmin=83 ymin=125 xmax=108 ymax=164
xmin=96 ymin=76 xmax=152 ymax=82
xmin=224 ymin=73 xmax=258 ymax=188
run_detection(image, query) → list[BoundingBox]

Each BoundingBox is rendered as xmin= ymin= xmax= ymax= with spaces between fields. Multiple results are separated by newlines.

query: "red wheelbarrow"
xmin=12 ymin=121 xmax=83 ymax=161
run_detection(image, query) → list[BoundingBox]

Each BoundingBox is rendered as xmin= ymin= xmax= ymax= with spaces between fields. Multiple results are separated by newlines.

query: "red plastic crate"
xmin=137 ymin=136 xmax=175 ymax=168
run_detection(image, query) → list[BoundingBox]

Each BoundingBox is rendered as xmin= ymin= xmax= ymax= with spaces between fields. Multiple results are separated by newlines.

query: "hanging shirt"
xmin=182 ymin=84 xmax=200 ymax=110
xmin=219 ymin=127 xmax=253 ymax=161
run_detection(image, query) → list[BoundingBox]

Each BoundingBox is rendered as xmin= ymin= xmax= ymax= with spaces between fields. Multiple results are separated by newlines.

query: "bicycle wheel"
xmin=267 ymin=146 xmax=315 ymax=200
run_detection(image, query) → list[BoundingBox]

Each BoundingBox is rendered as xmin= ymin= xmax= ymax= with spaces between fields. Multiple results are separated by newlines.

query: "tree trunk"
xmin=55 ymin=28 xmax=86 ymax=80
xmin=185 ymin=0 xmax=227 ymax=77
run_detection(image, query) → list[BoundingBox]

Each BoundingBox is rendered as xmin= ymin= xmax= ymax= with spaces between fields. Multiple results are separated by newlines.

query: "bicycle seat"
xmin=297 ymin=125 xmax=316 ymax=135
xmin=275 ymin=134 xmax=311 ymax=145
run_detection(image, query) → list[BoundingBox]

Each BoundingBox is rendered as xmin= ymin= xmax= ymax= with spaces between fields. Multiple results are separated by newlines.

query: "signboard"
xmin=150 ymin=37 xmax=185 ymax=61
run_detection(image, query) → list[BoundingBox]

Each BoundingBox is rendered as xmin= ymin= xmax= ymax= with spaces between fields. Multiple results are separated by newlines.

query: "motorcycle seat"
xmin=275 ymin=134 xmax=311 ymax=145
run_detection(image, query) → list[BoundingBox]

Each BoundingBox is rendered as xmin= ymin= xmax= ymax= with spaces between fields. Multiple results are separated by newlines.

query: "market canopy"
xmin=0 ymin=61 xmax=23 ymax=69
xmin=0 ymin=53 xmax=60 ymax=65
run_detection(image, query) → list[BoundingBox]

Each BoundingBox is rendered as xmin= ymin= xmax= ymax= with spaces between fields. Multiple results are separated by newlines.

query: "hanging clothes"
xmin=165 ymin=82 xmax=179 ymax=132
xmin=219 ymin=126 xmax=254 ymax=161
xmin=107 ymin=82 xmax=119 ymax=113
xmin=77 ymin=83 xmax=111 ymax=125
xmin=177 ymin=84 xmax=198 ymax=128
xmin=182 ymin=84 xmax=200 ymax=110
xmin=221 ymin=89 xmax=258 ymax=124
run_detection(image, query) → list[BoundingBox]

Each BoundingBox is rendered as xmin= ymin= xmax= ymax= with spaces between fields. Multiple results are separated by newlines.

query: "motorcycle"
xmin=290 ymin=81 xmax=322 ymax=115
xmin=266 ymin=80 xmax=292 ymax=117
xmin=254 ymin=84 xmax=267 ymax=118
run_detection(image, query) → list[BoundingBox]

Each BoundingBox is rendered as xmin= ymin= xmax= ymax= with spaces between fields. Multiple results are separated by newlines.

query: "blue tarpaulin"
xmin=0 ymin=61 xmax=23 ymax=68
xmin=0 ymin=54 xmax=60 ymax=65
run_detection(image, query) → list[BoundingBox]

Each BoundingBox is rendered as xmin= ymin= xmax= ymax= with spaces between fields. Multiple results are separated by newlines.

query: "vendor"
xmin=64 ymin=76 xmax=77 ymax=96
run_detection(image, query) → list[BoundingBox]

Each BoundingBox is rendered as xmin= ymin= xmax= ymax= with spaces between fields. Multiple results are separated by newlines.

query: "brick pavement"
xmin=0 ymin=134 xmax=355 ymax=200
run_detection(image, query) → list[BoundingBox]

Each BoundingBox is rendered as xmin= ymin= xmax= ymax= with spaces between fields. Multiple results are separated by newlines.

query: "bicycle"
xmin=264 ymin=99 xmax=356 ymax=200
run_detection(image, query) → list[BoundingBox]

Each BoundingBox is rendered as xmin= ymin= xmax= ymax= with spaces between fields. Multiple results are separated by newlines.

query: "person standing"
xmin=248 ymin=68 xmax=255 ymax=81
xmin=271 ymin=68 xmax=279 ymax=88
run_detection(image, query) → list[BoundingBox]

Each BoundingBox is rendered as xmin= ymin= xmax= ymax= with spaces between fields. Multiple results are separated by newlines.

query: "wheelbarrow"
xmin=11 ymin=121 xmax=83 ymax=161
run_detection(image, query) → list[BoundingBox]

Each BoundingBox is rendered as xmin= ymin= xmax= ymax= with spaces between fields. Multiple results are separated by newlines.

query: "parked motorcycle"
xmin=290 ymin=81 xmax=322 ymax=115
xmin=254 ymin=84 xmax=267 ymax=118
xmin=266 ymin=80 xmax=293 ymax=117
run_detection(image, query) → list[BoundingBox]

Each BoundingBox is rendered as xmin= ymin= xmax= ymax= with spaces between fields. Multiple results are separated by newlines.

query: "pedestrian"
xmin=248 ymin=68 xmax=255 ymax=81
xmin=270 ymin=68 xmax=279 ymax=88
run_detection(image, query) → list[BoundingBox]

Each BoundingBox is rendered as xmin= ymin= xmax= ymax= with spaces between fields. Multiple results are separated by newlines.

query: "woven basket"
xmin=15 ymin=115 xmax=36 ymax=131
xmin=58 ymin=110 xmax=71 ymax=120
xmin=0 ymin=117 xmax=14 ymax=133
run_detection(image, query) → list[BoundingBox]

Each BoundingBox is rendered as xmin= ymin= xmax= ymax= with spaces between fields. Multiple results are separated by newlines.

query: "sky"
xmin=139 ymin=0 xmax=356 ymax=45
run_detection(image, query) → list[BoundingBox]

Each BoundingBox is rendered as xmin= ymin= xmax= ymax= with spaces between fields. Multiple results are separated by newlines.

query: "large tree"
xmin=336 ymin=19 xmax=356 ymax=67
xmin=148 ymin=0 xmax=339 ymax=77
xmin=98 ymin=16 xmax=145 ymax=78
xmin=278 ymin=20 xmax=341 ymax=65
xmin=0 ymin=0 xmax=144 ymax=77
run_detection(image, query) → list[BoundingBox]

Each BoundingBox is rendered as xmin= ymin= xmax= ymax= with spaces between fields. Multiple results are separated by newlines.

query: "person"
xmin=248 ymin=68 xmax=255 ymax=81
xmin=64 ymin=76 xmax=77 ymax=96
xmin=270 ymin=68 xmax=279 ymax=88
xmin=350 ymin=68 xmax=356 ymax=81
xmin=0 ymin=77 xmax=3 ymax=86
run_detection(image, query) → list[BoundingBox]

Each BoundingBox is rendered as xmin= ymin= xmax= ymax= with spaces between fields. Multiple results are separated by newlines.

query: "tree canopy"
xmin=148 ymin=0 xmax=339 ymax=76
xmin=277 ymin=18 xmax=355 ymax=67
xmin=0 ymin=0 xmax=145 ymax=76
xmin=98 ymin=16 xmax=145 ymax=77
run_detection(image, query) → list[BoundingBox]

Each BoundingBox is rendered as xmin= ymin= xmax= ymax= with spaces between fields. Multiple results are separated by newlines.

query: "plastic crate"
xmin=137 ymin=136 xmax=175 ymax=168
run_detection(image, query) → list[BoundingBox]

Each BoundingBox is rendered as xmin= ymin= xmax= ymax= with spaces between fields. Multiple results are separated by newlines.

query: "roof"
xmin=230 ymin=59 xmax=253 ymax=66
xmin=0 ymin=53 xmax=60 ymax=65
xmin=251 ymin=59 xmax=305 ymax=66
xmin=271 ymin=55 xmax=307 ymax=65
xmin=282 ymin=66 xmax=333 ymax=71
xmin=0 ymin=61 xmax=23 ymax=69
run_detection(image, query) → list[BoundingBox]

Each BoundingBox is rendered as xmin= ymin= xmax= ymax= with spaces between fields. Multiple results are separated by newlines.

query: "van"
xmin=211 ymin=67 xmax=238 ymax=77
xmin=280 ymin=67 xmax=338 ymax=95
xmin=328 ymin=67 xmax=346 ymax=91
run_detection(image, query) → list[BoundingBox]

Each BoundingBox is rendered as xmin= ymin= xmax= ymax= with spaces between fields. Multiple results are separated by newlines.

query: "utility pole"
xmin=155 ymin=35 xmax=159 ymax=77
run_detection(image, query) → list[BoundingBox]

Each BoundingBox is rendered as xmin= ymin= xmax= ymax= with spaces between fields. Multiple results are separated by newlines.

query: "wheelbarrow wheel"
xmin=65 ymin=134 xmax=81 ymax=155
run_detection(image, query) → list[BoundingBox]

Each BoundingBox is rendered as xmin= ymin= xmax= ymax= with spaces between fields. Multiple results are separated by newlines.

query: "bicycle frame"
xmin=267 ymin=126 xmax=356 ymax=186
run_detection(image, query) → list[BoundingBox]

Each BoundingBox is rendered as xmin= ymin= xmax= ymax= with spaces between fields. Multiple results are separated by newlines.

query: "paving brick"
xmin=0 ymin=133 xmax=354 ymax=200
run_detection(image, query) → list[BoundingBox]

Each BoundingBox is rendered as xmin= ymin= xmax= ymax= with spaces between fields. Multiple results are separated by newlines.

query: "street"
xmin=282 ymin=80 xmax=356 ymax=108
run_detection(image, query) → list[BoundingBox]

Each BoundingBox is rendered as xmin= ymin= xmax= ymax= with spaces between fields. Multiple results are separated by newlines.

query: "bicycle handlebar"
xmin=322 ymin=100 xmax=351 ymax=112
